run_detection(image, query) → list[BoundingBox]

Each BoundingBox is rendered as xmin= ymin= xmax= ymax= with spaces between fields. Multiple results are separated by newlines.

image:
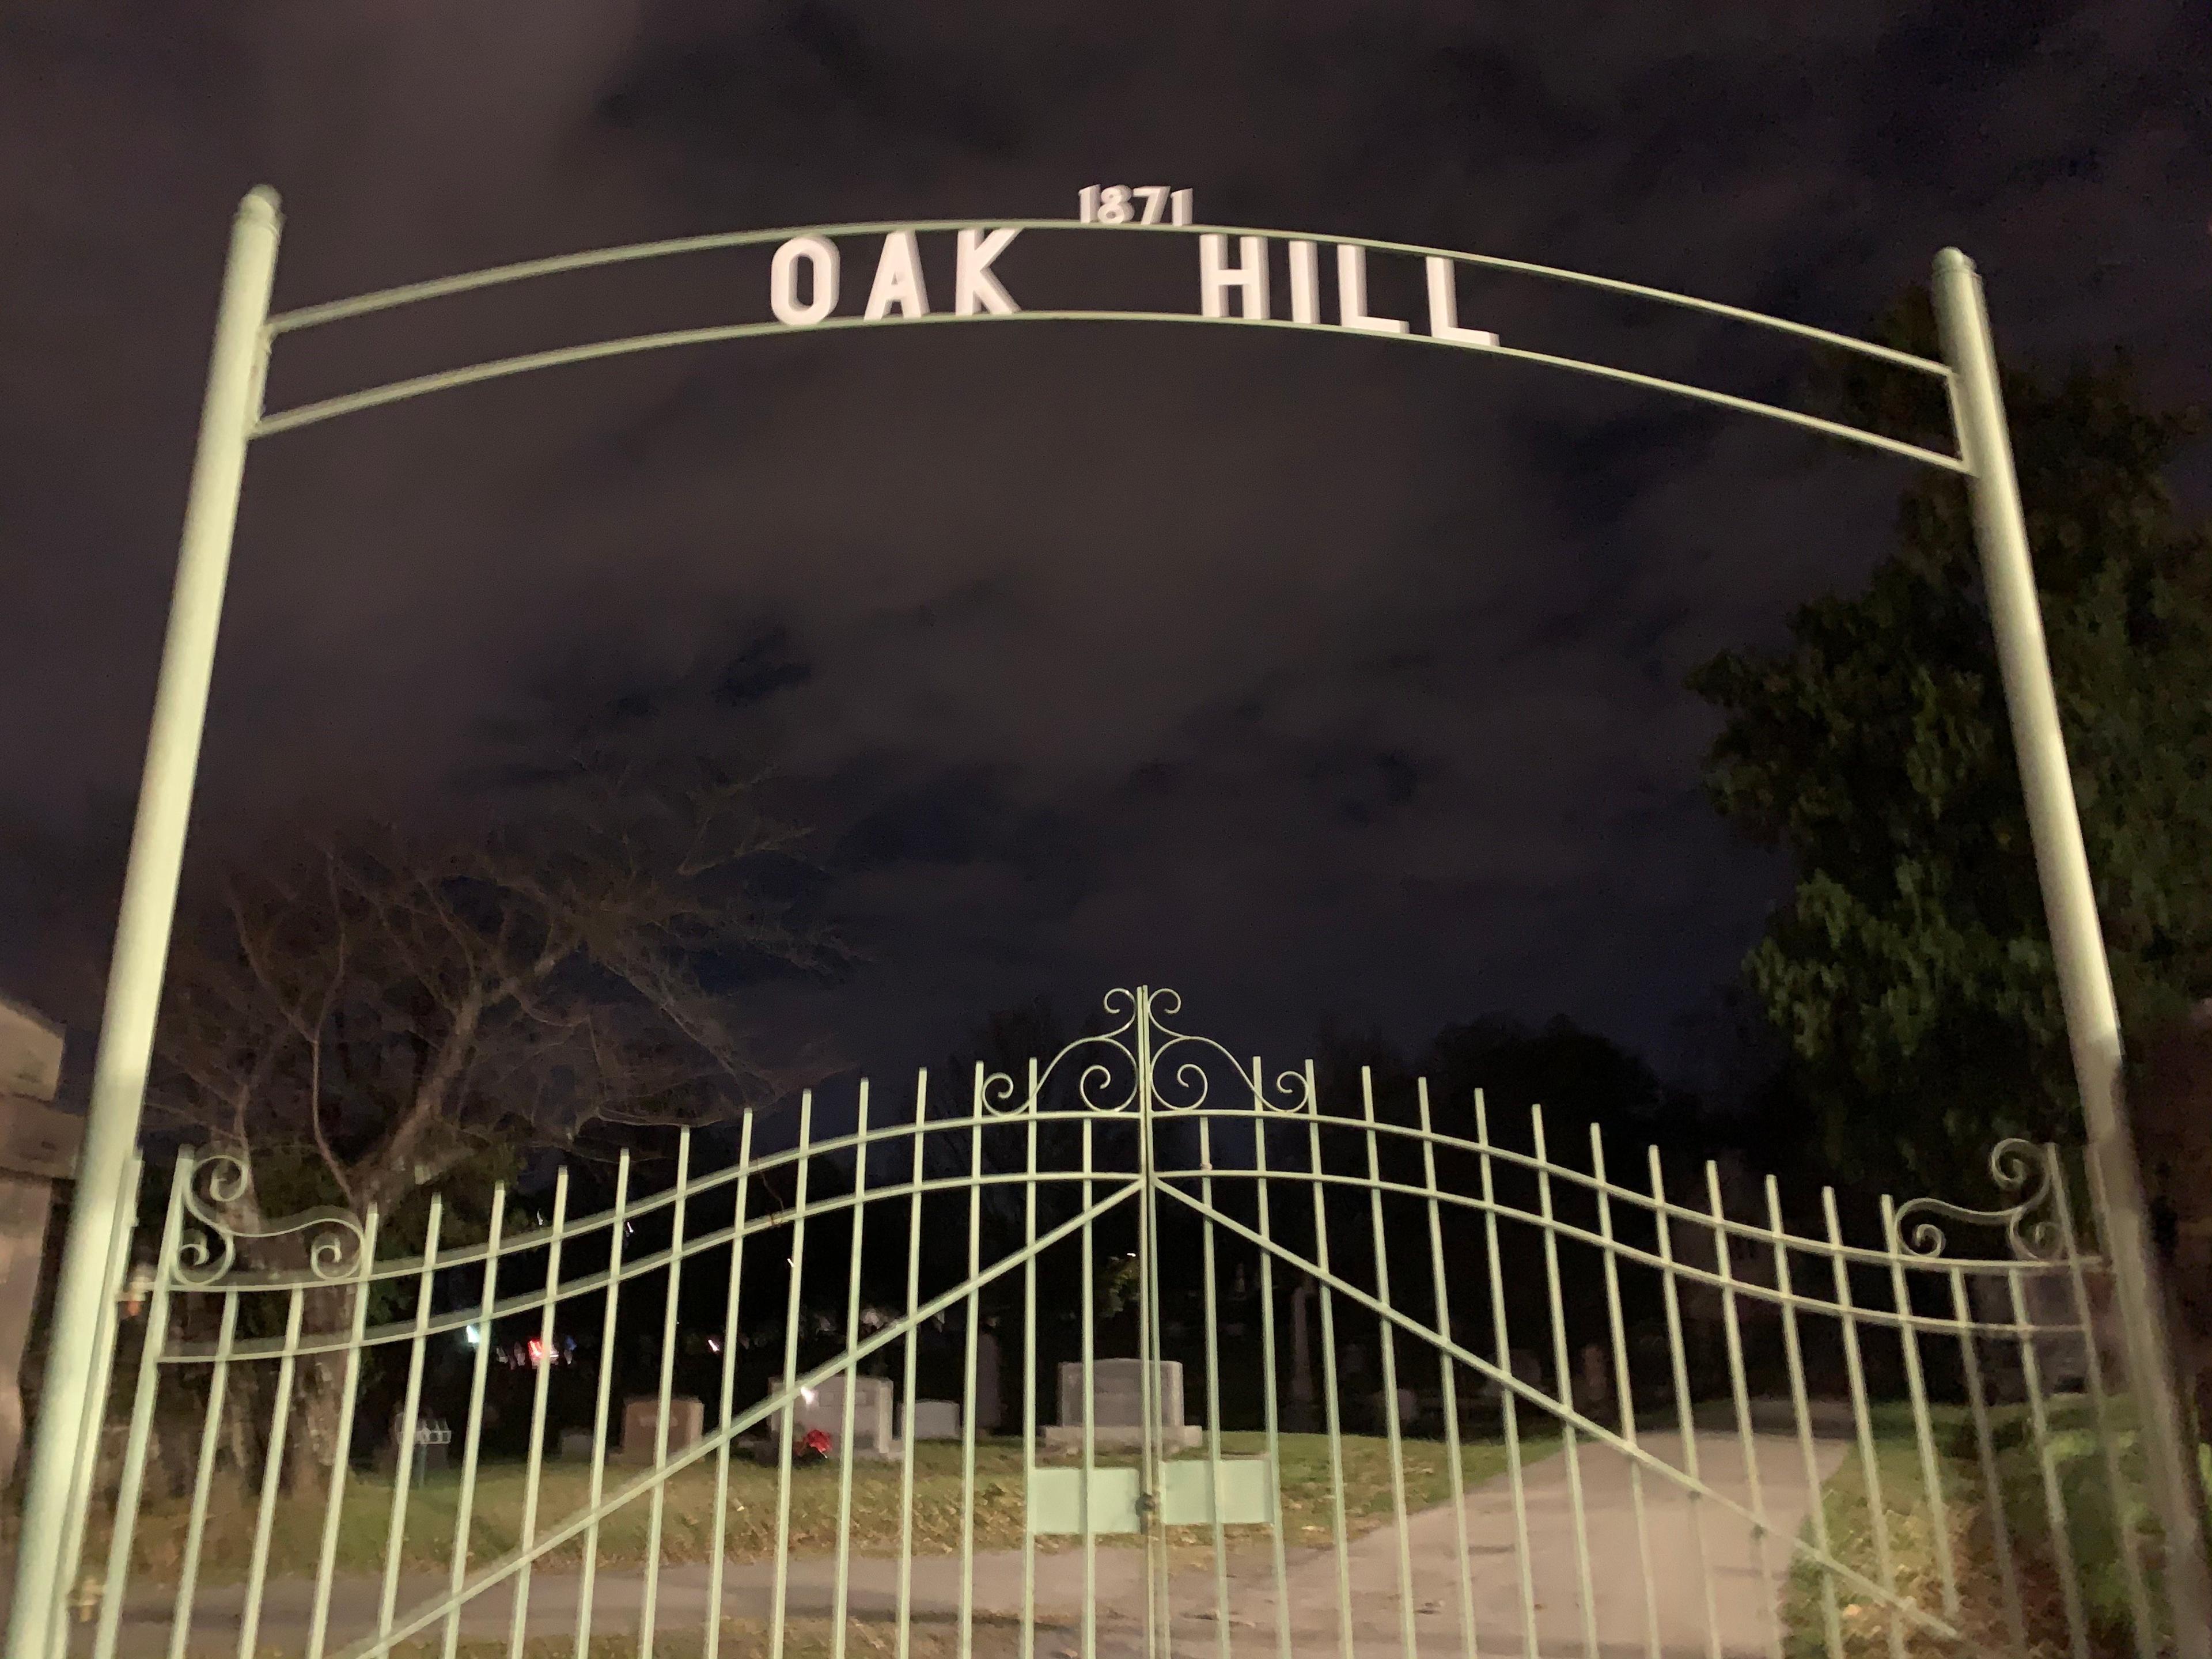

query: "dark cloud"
xmin=2 ymin=0 xmax=2207 ymax=1091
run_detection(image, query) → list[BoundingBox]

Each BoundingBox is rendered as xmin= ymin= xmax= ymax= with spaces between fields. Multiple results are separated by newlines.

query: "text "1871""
xmin=1078 ymin=186 xmax=1194 ymax=226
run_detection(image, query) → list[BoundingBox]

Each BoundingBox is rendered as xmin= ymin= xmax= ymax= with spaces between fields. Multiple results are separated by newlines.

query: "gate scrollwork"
xmin=1887 ymin=1136 xmax=2065 ymax=1263
xmin=173 ymin=1152 xmax=368 ymax=1287
xmin=977 ymin=985 xmax=1316 ymax=1118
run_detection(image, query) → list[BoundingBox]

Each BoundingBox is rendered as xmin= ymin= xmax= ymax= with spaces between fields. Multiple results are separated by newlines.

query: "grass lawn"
xmin=1781 ymin=1398 xmax=2191 ymax=1659
xmin=86 ymin=1430 xmax=1552 ymax=1588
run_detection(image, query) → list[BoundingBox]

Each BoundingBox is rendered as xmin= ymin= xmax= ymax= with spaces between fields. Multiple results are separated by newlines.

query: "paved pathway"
xmin=65 ymin=1431 xmax=1847 ymax=1657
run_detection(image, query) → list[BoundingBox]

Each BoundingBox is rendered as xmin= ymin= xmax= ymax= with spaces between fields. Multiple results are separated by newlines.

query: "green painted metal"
xmin=36 ymin=990 xmax=2203 ymax=1659
xmin=14 ymin=179 xmax=2207 ymax=1659
xmin=445 ymin=1188 xmax=507 ymax=1659
xmin=1530 ymin=1107 xmax=1599 ymax=1659
xmin=1475 ymin=1095 xmax=1540 ymax=1659
xmin=6 ymin=187 xmax=281 ymax=1659
xmin=1645 ymin=1149 xmax=1722 ymax=1659
xmin=703 ymin=1113 xmax=755 ymax=1659
xmin=1934 ymin=249 xmax=2212 ymax=1655
xmin=639 ymin=1131 xmax=692 ymax=1658
xmin=377 ymin=1196 xmax=444 ymax=1646
xmin=511 ymin=1170 xmax=570 ymax=1659
xmin=249 ymin=306 xmax=1969 ymax=477
xmin=1587 ymin=1127 xmax=1658 ymax=1659
xmin=1881 ymin=1193 xmax=1961 ymax=1622
xmin=574 ymin=1152 xmax=631 ymax=1656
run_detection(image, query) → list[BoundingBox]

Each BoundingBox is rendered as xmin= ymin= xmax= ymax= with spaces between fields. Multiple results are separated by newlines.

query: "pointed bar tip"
xmin=239 ymin=185 xmax=283 ymax=225
xmin=1934 ymin=247 xmax=1975 ymax=279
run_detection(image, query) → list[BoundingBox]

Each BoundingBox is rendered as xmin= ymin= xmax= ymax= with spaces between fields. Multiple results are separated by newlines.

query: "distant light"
xmin=801 ymin=1387 xmax=817 ymax=1405
xmin=465 ymin=1324 xmax=481 ymax=1347
xmin=707 ymin=1338 xmax=722 ymax=1354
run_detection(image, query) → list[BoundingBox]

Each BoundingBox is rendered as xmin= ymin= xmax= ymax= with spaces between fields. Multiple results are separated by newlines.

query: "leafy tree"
xmin=1688 ymin=289 xmax=2212 ymax=1192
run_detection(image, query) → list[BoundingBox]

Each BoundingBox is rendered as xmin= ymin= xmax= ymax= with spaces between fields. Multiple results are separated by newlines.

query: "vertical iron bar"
xmin=1079 ymin=1111 xmax=1099 ymax=1659
xmin=1934 ymin=248 xmax=2211 ymax=1654
xmin=441 ymin=1187 xmax=507 ymax=1659
xmin=2046 ymin=1147 xmax=2158 ymax=1656
xmin=1878 ymin=1195 xmax=1959 ymax=1621
xmin=50 ymin=1159 xmax=142 ymax=1659
xmin=1198 ymin=1110 xmax=1231 ymax=1659
xmin=1529 ymin=1107 xmax=1598 ymax=1659
xmin=639 ymin=1131 xmax=694 ymax=1659
xmin=1707 ymin=1165 xmax=1783 ymax=1658
xmin=379 ymin=1198 xmax=445 ymax=1645
xmin=831 ymin=1088 xmax=872 ymax=1659
xmin=1417 ymin=1083 xmax=1478 ymax=1659
xmin=1820 ymin=1188 xmax=1902 ymax=1659
xmin=573 ymin=1152 xmax=632 ymax=1657
xmin=1361 ymin=1071 xmax=1419 ymax=1659
xmin=1589 ymin=1126 xmax=1658 ymax=1659
xmin=1475 ymin=1094 xmax=1539 ymax=1659
xmin=90 ymin=1152 xmax=192 ymax=1659
xmin=1250 ymin=1074 xmax=1293 ymax=1659
xmin=704 ymin=1113 xmax=757 ymax=1659
xmin=161 ymin=1289 xmax=238 ymax=1659
xmin=896 ymin=1075 xmax=926 ymax=1659
xmin=2009 ymin=1264 xmax=2091 ymax=1659
xmin=1135 ymin=998 xmax=1167 ymax=1659
xmin=1022 ymin=1062 xmax=1042 ymax=1659
xmin=1305 ymin=1062 xmax=1355 ymax=1659
xmin=768 ymin=1093 xmax=815 ymax=1659
xmin=48 ymin=1156 xmax=143 ymax=1659
xmin=233 ymin=1288 xmax=305 ymax=1659
xmin=1647 ymin=1152 xmax=1721 ymax=1659
xmin=6 ymin=186 xmax=283 ymax=1659
xmin=958 ymin=1069 xmax=984 ymax=1659
xmin=509 ymin=1169 xmax=571 ymax=1659
xmin=1950 ymin=1268 xmax=2028 ymax=1652
xmin=302 ymin=1208 xmax=378 ymax=1659
xmin=1762 ymin=1179 xmax=1838 ymax=1659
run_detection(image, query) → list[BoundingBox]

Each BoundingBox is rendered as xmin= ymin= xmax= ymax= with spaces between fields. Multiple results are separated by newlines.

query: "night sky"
xmin=3 ymin=2 xmax=2207 ymax=1100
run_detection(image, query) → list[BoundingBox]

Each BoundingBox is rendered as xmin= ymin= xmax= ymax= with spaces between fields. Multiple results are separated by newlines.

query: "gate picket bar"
xmin=25 ymin=985 xmax=2207 ymax=1659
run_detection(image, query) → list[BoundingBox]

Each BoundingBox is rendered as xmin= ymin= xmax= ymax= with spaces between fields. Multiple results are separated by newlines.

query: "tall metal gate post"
xmin=1933 ymin=247 xmax=2212 ymax=1652
xmin=3 ymin=188 xmax=281 ymax=1659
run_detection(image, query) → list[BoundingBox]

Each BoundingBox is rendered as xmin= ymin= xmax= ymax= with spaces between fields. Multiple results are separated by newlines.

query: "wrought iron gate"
xmin=26 ymin=986 xmax=2205 ymax=1658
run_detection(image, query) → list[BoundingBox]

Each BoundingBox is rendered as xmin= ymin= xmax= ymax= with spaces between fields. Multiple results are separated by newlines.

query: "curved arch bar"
xmin=267 ymin=217 xmax=1949 ymax=382
xmin=255 ymin=306 xmax=1967 ymax=473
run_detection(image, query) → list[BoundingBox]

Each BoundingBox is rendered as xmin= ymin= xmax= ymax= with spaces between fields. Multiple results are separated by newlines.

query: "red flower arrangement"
xmin=797 ymin=1427 xmax=833 ymax=1463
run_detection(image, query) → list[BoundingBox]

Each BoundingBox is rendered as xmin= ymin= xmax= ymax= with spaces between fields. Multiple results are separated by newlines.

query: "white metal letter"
xmin=1337 ymin=244 xmax=1406 ymax=335
xmin=1289 ymin=241 xmax=1320 ymax=325
xmin=1200 ymin=234 xmax=1270 ymax=320
xmin=864 ymin=229 xmax=930 ymax=319
xmin=770 ymin=236 xmax=839 ymax=326
xmin=956 ymin=227 xmax=1021 ymax=315
xmin=1425 ymin=257 xmax=1498 ymax=347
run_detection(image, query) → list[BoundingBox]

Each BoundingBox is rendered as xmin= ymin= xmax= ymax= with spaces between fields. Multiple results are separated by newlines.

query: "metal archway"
xmin=9 ymin=190 xmax=2205 ymax=1659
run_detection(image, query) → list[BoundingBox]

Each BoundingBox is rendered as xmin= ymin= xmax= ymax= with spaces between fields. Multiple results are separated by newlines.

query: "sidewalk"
xmin=58 ymin=1431 xmax=1842 ymax=1656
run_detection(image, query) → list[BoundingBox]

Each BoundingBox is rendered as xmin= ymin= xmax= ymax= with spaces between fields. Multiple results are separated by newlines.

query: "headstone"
xmin=619 ymin=1395 xmax=704 ymax=1464
xmin=1580 ymin=1342 xmax=1609 ymax=1407
xmin=377 ymin=1414 xmax=452 ymax=1479
xmin=1045 ymin=1359 xmax=1202 ymax=1450
xmin=1289 ymin=1285 xmax=1317 ymax=1430
xmin=0 ymin=997 xmax=73 ymax=1492
xmin=773 ymin=1373 xmax=896 ymax=1457
xmin=904 ymin=1399 xmax=961 ymax=1441
xmin=1480 ymin=1349 xmax=1547 ymax=1401
xmin=1369 ymin=1387 xmax=1418 ymax=1429
xmin=975 ymin=1331 xmax=1002 ymax=1433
